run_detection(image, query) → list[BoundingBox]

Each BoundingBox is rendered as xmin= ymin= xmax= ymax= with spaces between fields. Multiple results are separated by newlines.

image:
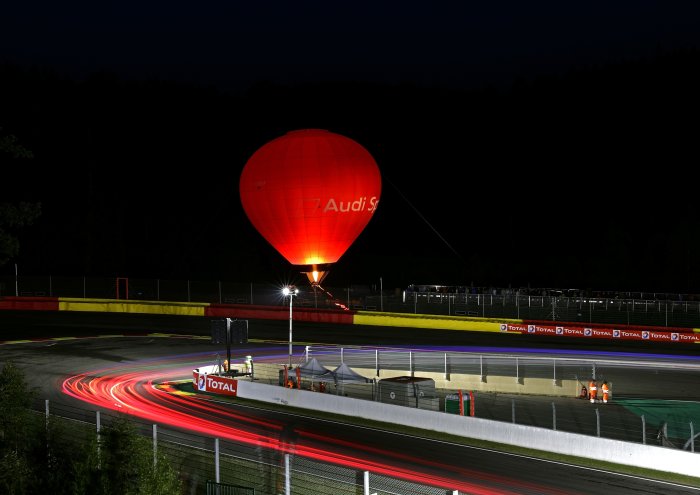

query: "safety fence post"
xmin=375 ymin=349 xmax=379 ymax=377
xmin=642 ymin=414 xmax=646 ymax=444
xmin=690 ymin=422 xmax=695 ymax=453
xmin=96 ymin=410 xmax=101 ymax=469
xmin=45 ymin=399 xmax=50 ymax=465
xmin=284 ymin=453 xmax=291 ymax=495
xmin=153 ymin=424 xmax=157 ymax=468
xmin=552 ymin=402 xmax=556 ymax=431
xmin=215 ymin=437 xmax=220 ymax=483
xmin=596 ymin=408 xmax=600 ymax=437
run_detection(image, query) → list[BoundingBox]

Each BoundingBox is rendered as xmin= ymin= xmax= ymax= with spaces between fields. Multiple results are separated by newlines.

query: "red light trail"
xmin=61 ymin=354 xmax=576 ymax=495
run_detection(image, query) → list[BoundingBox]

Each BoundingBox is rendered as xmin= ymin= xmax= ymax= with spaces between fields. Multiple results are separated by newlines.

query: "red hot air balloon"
xmin=240 ymin=129 xmax=382 ymax=287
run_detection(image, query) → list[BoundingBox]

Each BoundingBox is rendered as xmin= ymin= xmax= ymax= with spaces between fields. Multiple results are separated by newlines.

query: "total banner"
xmin=498 ymin=323 xmax=700 ymax=343
xmin=192 ymin=370 xmax=238 ymax=396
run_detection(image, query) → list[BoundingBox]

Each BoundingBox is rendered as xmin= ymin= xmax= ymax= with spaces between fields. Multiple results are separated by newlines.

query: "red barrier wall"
xmin=205 ymin=304 xmax=355 ymax=325
xmin=0 ymin=296 xmax=59 ymax=311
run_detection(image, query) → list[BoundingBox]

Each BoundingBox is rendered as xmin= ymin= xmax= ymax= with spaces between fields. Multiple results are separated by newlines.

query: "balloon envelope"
xmin=240 ymin=129 xmax=381 ymax=282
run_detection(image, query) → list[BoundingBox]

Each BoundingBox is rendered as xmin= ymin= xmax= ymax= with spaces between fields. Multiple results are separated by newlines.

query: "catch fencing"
xmin=288 ymin=345 xmax=700 ymax=451
xmin=3 ymin=274 xmax=700 ymax=327
xmin=35 ymin=398 xmax=467 ymax=495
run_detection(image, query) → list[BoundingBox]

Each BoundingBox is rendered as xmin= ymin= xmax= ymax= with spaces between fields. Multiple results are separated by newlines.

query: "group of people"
xmin=580 ymin=379 xmax=610 ymax=403
xmin=285 ymin=378 xmax=327 ymax=393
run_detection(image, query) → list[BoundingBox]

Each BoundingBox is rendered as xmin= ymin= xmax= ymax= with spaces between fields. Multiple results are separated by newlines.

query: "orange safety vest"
xmin=601 ymin=382 xmax=610 ymax=400
xmin=589 ymin=381 xmax=597 ymax=398
xmin=286 ymin=379 xmax=294 ymax=389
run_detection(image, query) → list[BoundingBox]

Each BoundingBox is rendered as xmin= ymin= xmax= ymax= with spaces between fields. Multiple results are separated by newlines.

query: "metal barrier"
xmin=3 ymin=274 xmax=700 ymax=327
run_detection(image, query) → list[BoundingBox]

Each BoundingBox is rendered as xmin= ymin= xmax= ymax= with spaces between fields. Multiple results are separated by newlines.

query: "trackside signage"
xmin=499 ymin=323 xmax=700 ymax=343
xmin=192 ymin=370 xmax=238 ymax=396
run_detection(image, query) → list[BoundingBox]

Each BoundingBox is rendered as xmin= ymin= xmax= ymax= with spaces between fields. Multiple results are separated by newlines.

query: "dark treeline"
xmin=1 ymin=48 xmax=699 ymax=293
xmin=0 ymin=361 xmax=182 ymax=494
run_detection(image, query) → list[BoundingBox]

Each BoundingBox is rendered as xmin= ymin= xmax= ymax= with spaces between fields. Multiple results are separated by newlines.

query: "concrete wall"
xmin=253 ymin=363 xmax=580 ymax=397
xmin=362 ymin=367 xmax=580 ymax=397
xmin=236 ymin=379 xmax=700 ymax=478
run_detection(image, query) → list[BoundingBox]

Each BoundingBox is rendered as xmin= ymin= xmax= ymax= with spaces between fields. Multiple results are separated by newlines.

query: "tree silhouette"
xmin=0 ymin=129 xmax=41 ymax=268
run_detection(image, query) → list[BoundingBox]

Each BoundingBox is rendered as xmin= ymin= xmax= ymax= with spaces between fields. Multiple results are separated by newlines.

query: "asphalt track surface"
xmin=1 ymin=310 xmax=700 ymax=494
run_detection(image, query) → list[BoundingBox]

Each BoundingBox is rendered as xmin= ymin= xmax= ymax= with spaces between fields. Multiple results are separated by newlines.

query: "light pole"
xmin=282 ymin=286 xmax=299 ymax=369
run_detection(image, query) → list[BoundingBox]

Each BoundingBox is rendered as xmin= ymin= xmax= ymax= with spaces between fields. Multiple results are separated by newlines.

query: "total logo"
xmin=672 ymin=333 xmax=679 ymax=341
xmin=500 ymin=323 xmax=507 ymax=332
xmin=584 ymin=328 xmax=592 ymax=336
xmin=642 ymin=331 xmax=649 ymax=339
xmin=613 ymin=329 xmax=620 ymax=338
xmin=206 ymin=378 xmax=237 ymax=393
xmin=528 ymin=325 xmax=535 ymax=333
xmin=198 ymin=375 xmax=206 ymax=391
xmin=556 ymin=326 xmax=563 ymax=335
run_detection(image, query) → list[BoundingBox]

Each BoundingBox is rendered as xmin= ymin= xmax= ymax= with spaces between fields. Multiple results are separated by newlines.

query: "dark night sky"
xmin=3 ymin=2 xmax=700 ymax=90
xmin=2 ymin=2 xmax=700 ymax=293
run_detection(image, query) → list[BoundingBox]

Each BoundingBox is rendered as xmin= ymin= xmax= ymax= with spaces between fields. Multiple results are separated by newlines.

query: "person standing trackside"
xmin=579 ymin=384 xmax=588 ymax=399
xmin=589 ymin=379 xmax=598 ymax=403
xmin=601 ymin=381 xmax=610 ymax=403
